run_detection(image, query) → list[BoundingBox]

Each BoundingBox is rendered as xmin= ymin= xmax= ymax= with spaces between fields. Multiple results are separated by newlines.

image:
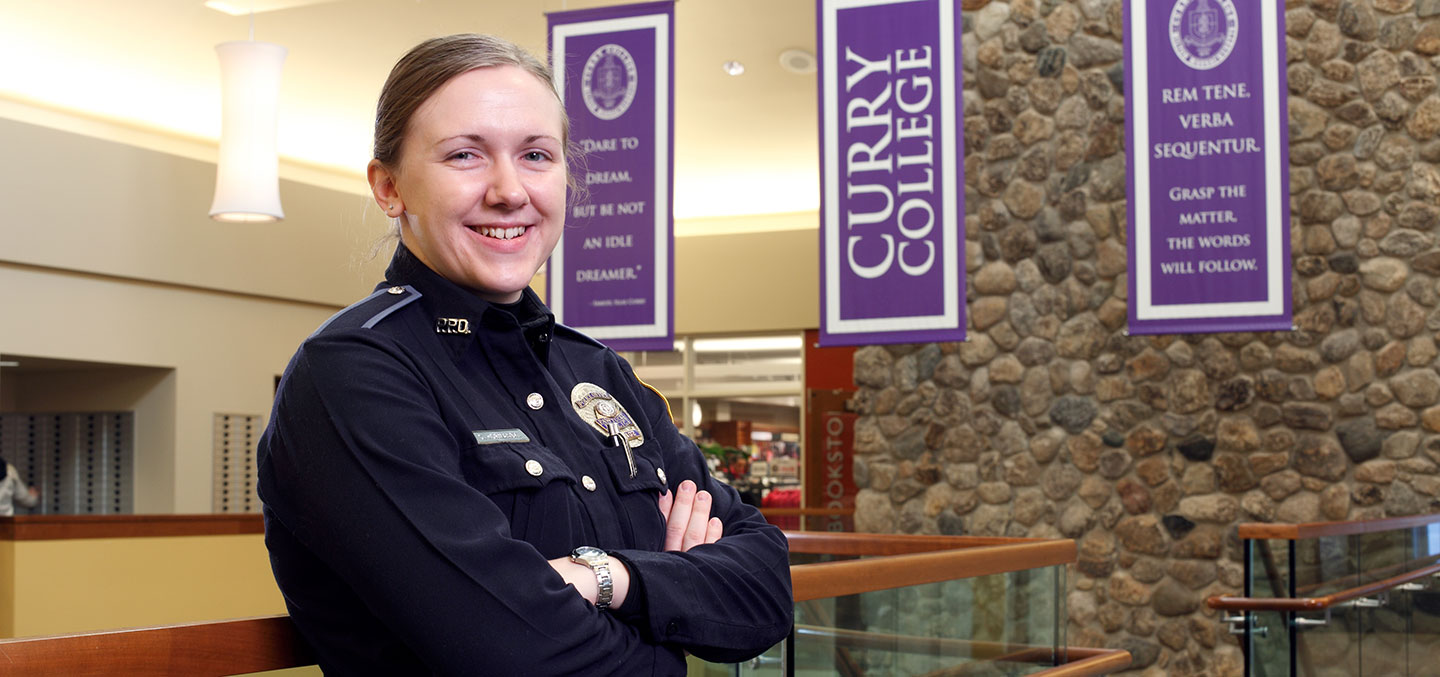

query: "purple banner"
xmin=1125 ymin=0 xmax=1291 ymax=334
xmin=819 ymin=0 xmax=966 ymax=347
xmin=548 ymin=2 xmax=674 ymax=351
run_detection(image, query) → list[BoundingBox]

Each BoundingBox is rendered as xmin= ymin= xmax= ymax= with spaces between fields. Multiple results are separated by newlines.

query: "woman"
xmin=257 ymin=34 xmax=793 ymax=675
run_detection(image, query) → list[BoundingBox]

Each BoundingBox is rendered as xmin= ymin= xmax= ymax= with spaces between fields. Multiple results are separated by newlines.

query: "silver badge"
xmin=570 ymin=383 xmax=644 ymax=447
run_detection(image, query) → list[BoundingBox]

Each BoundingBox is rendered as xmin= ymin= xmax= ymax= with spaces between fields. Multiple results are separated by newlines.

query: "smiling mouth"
xmin=470 ymin=225 xmax=526 ymax=240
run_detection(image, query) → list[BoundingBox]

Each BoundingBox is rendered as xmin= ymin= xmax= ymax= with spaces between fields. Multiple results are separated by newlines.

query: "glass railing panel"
xmin=1357 ymin=529 xmax=1412 ymax=677
xmin=1247 ymin=540 xmax=1290 ymax=677
xmin=1293 ymin=535 xmax=1361 ymax=677
xmin=1408 ymin=524 xmax=1440 ymax=675
xmin=787 ymin=565 xmax=1065 ymax=676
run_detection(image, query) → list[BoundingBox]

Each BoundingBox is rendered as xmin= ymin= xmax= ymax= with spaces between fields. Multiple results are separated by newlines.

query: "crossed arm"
xmin=548 ymin=478 xmax=725 ymax=608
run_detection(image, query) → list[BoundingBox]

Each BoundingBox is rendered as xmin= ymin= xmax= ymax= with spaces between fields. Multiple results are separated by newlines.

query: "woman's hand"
xmin=658 ymin=480 xmax=723 ymax=551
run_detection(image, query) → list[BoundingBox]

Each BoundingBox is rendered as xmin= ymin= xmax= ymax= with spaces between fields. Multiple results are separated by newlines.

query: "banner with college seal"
xmin=819 ymin=0 xmax=966 ymax=347
xmin=548 ymin=2 xmax=674 ymax=350
xmin=1126 ymin=0 xmax=1291 ymax=334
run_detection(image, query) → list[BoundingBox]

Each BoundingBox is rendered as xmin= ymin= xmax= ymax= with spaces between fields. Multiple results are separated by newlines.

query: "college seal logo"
xmin=581 ymin=43 xmax=638 ymax=121
xmin=1169 ymin=0 xmax=1239 ymax=71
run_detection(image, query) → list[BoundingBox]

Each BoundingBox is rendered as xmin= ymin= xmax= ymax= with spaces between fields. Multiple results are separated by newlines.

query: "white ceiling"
xmin=0 ymin=0 xmax=821 ymax=221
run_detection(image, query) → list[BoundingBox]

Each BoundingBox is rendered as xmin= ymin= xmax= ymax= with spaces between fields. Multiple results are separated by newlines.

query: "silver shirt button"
xmin=525 ymin=459 xmax=543 ymax=477
xmin=656 ymin=468 xmax=667 ymax=484
xmin=387 ymin=286 xmax=405 ymax=295
xmin=582 ymin=475 xmax=597 ymax=492
xmin=526 ymin=393 xmax=544 ymax=410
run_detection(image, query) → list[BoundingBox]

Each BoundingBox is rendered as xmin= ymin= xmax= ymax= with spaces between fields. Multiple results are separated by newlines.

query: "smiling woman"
xmin=256 ymin=34 xmax=793 ymax=676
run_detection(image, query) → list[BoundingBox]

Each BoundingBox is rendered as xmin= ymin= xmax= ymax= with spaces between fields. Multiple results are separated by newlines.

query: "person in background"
xmin=257 ymin=33 xmax=792 ymax=675
xmin=0 ymin=456 xmax=40 ymax=516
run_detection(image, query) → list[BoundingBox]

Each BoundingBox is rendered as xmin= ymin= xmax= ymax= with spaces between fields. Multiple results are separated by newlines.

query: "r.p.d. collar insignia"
xmin=436 ymin=317 xmax=471 ymax=335
xmin=571 ymin=383 xmax=644 ymax=447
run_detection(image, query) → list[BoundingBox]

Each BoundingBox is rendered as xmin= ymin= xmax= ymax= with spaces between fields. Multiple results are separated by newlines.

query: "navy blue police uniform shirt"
xmin=257 ymin=245 xmax=793 ymax=675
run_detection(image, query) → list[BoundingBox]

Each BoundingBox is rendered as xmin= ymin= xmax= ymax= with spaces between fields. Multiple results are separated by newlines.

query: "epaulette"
xmin=309 ymin=285 xmax=422 ymax=338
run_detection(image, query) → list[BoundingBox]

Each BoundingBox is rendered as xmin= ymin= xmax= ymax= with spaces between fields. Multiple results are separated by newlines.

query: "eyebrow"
xmin=434 ymin=134 xmax=561 ymax=148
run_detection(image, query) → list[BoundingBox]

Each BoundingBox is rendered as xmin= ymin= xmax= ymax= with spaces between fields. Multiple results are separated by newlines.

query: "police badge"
xmin=571 ymin=382 xmax=643 ymax=477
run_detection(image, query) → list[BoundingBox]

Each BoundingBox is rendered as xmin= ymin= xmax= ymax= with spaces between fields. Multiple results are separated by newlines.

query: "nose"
xmin=485 ymin=158 xmax=529 ymax=210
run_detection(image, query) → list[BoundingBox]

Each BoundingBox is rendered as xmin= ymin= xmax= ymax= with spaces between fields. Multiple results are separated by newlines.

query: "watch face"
xmin=572 ymin=546 xmax=604 ymax=562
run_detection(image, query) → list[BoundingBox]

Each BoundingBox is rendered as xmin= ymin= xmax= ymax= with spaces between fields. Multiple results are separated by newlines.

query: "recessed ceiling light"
xmin=722 ymin=60 xmax=746 ymax=76
xmin=779 ymin=49 xmax=817 ymax=75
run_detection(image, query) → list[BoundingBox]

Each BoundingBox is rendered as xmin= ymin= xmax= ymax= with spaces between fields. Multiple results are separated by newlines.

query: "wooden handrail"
xmin=1207 ymin=561 xmax=1440 ymax=612
xmin=1236 ymin=512 xmax=1440 ymax=541
xmin=1035 ymin=648 xmax=1134 ymax=677
xmin=0 ymin=514 xmax=263 ymax=541
xmin=0 ymin=533 xmax=1091 ymax=675
xmin=785 ymin=531 xmax=1057 ymax=556
xmin=0 ymin=615 xmax=311 ymax=676
xmin=791 ymin=539 xmax=1075 ymax=602
xmin=1290 ymin=551 xmax=1440 ymax=597
xmin=759 ymin=507 xmax=854 ymax=517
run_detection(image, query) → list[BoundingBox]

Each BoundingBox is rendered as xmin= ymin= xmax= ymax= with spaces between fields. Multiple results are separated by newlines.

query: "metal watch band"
xmin=571 ymin=546 xmax=614 ymax=609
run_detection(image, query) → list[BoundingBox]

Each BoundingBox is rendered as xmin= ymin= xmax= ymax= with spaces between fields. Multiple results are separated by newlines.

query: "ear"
xmin=368 ymin=159 xmax=403 ymax=218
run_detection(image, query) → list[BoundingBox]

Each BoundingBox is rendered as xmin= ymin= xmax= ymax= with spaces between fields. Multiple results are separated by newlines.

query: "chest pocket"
xmin=461 ymin=441 xmax=578 ymax=544
xmin=598 ymin=439 xmax=669 ymax=550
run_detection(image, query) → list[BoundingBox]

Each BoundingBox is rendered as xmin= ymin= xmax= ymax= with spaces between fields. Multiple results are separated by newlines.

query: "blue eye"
xmin=524 ymin=151 xmax=550 ymax=162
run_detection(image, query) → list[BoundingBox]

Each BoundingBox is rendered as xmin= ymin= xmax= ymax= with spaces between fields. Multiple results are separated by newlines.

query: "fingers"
xmin=663 ymin=480 xmax=697 ymax=551
xmin=705 ymin=516 xmax=723 ymax=544
xmin=661 ymin=480 xmax=726 ymax=551
xmin=681 ymin=488 xmax=712 ymax=551
xmin=657 ymin=488 xmax=673 ymax=523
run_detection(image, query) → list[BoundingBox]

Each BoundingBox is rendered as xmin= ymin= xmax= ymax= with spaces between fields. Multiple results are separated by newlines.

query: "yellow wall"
xmin=0 ymin=541 xmax=13 ymax=638
xmin=2 ymin=534 xmax=285 ymax=638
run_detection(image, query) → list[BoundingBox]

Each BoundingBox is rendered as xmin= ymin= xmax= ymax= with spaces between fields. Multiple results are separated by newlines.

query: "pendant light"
xmin=209 ymin=15 xmax=287 ymax=223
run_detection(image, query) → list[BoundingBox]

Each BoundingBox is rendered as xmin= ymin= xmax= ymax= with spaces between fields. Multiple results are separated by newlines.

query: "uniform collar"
xmin=379 ymin=244 xmax=556 ymax=360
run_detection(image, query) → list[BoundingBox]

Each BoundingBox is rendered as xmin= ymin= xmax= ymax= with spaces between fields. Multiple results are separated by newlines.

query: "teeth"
xmin=475 ymin=225 xmax=524 ymax=240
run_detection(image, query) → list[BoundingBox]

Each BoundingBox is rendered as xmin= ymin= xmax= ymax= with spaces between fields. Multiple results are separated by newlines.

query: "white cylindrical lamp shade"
xmin=210 ymin=40 xmax=287 ymax=222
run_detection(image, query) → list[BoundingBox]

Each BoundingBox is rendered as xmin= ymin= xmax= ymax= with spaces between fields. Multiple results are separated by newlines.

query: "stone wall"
xmin=848 ymin=1 xmax=1440 ymax=675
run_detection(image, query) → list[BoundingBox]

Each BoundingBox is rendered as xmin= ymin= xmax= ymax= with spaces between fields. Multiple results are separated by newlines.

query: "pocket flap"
xmin=463 ymin=441 xmax=576 ymax=493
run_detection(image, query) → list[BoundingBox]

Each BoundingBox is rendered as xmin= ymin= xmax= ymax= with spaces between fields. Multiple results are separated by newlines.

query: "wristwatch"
xmin=569 ymin=546 xmax=614 ymax=609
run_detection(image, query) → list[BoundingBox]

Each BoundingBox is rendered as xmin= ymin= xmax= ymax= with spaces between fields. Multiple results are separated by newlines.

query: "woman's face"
xmin=371 ymin=65 xmax=567 ymax=303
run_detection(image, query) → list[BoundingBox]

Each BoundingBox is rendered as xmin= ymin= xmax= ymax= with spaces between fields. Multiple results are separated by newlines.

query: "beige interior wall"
xmin=10 ymin=367 xmax=176 ymax=513
xmin=675 ymin=227 xmax=819 ymax=334
xmin=0 ymin=264 xmax=340 ymax=512
xmin=0 ymin=117 xmax=389 ymax=307
xmin=0 ymin=106 xmax=820 ymax=513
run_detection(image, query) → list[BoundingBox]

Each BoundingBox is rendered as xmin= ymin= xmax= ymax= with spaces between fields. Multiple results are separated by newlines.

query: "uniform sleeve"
xmin=609 ymin=369 xmax=794 ymax=664
xmin=258 ymin=331 xmax=686 ymax=676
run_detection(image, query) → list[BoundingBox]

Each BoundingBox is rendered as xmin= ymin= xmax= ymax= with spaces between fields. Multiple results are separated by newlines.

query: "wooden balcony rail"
xmin=1287 ymin=551 xmax=1440 ymax=598
xmin=0 ymin=615 xmax=310 ymax=677
xmin=0 ymin=531 xmax=1123 ymax=675
xmin=1207 ymin=561 xmax=1440 ymax=612
xmin=786 ymin=534 xmax=1075 ymax=602
xmin=0 ymin=514 xmax=263 ymax=541
xmin=1237 ymin=511 xmax=1440 ymax=541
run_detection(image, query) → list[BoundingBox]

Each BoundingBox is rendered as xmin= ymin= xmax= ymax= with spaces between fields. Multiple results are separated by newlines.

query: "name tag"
xmin=472 ymin=429 xmax=531 ymax=445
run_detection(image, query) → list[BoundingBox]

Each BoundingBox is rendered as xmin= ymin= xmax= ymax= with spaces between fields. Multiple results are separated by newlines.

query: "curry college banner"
xmin=549 ymin=2 xmax=674 ymax=350
xmin=819 ymin=0 xmax=966 ymax=347
xmin=1126 ymin=0 xmax=1291 ymax=334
